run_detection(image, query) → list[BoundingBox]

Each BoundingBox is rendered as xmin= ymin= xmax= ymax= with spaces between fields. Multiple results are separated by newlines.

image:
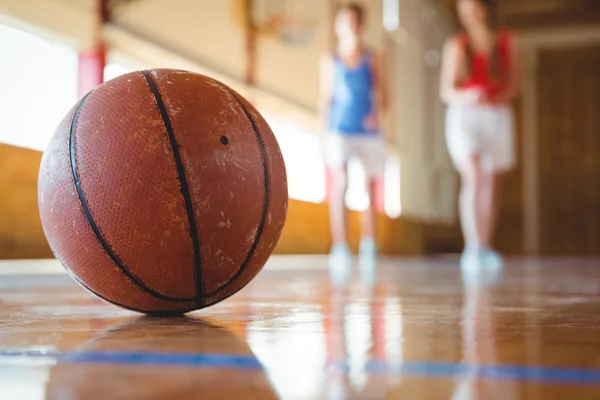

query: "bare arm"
xmin=440 ymin=37 xmax=481 ymax=105
xmin=318 ymin=53 xmax=334 ymax=133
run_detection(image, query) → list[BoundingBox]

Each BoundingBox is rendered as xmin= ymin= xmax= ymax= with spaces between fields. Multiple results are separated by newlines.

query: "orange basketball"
xmin=38 ymin=69 xmax=288 ymax=314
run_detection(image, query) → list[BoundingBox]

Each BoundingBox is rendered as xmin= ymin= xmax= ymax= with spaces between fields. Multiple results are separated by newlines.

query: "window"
xmin=0 ymin=23 xmax=77 ymax=151
xmin=104 ymin=62 xmax=134 ymax=81
xmin=0 ymin=21 xmax=401 ymax=217
xmin=0 ymin=23 xmax=135 ymax=151
xmin=263 ymin=114 xmax=326 ymax=204
xmin=384 ymin=155 xmax=402 ymax=218
xmin=263 ymin=113 xmax=401 ymax=218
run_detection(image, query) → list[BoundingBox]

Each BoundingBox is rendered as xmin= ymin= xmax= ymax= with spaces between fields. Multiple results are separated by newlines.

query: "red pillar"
xmin=78 ymin=0 xmax=107 ymax=98
xmin=78 ymin=44 xmax=106 ymax=98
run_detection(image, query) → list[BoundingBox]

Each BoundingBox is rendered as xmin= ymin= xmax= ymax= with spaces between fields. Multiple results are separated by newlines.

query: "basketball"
xmin=37 ymin=69 xmax=288 ymax=314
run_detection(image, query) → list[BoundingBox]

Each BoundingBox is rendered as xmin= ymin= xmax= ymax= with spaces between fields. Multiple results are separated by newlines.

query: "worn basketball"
xmin=38 ymin=69 xmax=288 ymax=314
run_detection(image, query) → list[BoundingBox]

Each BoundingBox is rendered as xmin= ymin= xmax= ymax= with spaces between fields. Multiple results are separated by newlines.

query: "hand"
xmin=364 ymin=113 xmax=378 ymax=130
xmin=486 ymin=91 xmax=512 ymax=105
xmin=461 ymin=88 xmax=487 ymax=105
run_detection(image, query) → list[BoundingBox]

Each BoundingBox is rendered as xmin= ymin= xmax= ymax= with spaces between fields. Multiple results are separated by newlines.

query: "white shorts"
xmin=324 ymin=132 xmax=386 ymax=178
xmin=445 ymin=105 xmax=516 ymax=173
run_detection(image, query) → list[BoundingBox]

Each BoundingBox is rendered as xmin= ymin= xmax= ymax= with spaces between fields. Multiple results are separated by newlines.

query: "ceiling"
xmin=62 ymin=0 xmax=600 ymax=30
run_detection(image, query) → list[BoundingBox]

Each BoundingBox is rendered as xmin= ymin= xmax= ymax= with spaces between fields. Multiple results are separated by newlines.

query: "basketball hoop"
xmin=250 ymin=0 xmax=317 ymax=46
xmin=275 ymin=17 xmax=317 ymax=46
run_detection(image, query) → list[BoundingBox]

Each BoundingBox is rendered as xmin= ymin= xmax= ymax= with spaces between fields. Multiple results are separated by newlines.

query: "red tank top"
xmin=458 ymin=30 xmax=511 ymax=97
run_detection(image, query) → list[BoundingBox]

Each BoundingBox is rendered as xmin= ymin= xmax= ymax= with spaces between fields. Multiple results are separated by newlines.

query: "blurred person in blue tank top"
xmin=318 ymin=3 xmax=388 ymax=268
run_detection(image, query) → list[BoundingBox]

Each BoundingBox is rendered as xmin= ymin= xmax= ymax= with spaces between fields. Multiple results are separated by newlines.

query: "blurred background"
xmin=0 ymin=0 xmax=598 ymax=260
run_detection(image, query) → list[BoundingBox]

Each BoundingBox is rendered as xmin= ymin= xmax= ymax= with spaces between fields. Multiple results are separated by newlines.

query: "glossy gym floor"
xmin=2 ymin=256 xmax=600 ymax=399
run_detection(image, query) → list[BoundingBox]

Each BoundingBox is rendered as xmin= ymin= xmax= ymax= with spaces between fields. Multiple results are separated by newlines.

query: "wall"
xmin=277 ymin=200 xmax=425 ymax=255
xmin=536 ymin=45 xmax=600 ymax=255
xmin=0 ymin=144 xmax=52 ymax=259
xmin=4 ymin=0 xmax=600 ymax=257
xmin=114 ymin=0 xmax=247 ymax=82
xmin=0 ymin=140 xmax=424 ymax=258
xmin=518 ymin=26 xmax=600 ymax=255
xmin=0 ymin=0 xmax=463 ymax=260
xmin=494 ymin=99 xmax=524 ymax=255
xmin=0 ymin=0 xmax=96 ymax=49
xmin=254 ymin=0 xmax=330 ymax=111
xmin=1 ymin=0 xmax=461 ymax=224
xmin=0 ymin=0 xmax=320 ymax=131
xmin=388 ymin=0 xmax=458 ymax=224
xmin=111 ymin=0 xmax=384 ymax=114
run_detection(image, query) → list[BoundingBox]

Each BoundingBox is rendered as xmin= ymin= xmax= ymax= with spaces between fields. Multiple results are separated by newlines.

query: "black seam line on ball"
xmin=141 ymin=70 xmax=204 ymax=304
xmin=69 ymin=88 xmax=195 ymax=304
xmin=202 ymin=87 xmax=270 ymax=298
xmin=73 ymin=275 xmax=191 ymax=315
xmin=58 ymin=257 xmax=154 ymax=314
xmin=68 ymin=265 xmax=192 ymax=315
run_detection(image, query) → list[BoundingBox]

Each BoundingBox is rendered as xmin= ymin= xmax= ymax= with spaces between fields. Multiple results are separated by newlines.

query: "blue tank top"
xmin=328 ymin=51 xmax=375 ymax=135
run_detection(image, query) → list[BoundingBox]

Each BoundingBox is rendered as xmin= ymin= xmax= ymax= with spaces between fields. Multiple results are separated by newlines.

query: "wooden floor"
xmin=2 ymin=256 xmax=600 ymax=399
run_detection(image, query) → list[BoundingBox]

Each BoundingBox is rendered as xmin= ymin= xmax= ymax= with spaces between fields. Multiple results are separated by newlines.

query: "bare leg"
xmin=477 ymin=172 xmax=504 ymax=268
xmin=478 ymin=173 xmax=501 ymax=249
xmin=458 ymin=155 xmax=483 ymax=249
xmin=328 ymin=165 xmax=352 ymax=284
xmin=358 ymin=177 xmax=378 ymax=284
xmin=360 ymin=178 xmax=378 ymax=242
xmin=329 ymin=165 xmax=349 ymax=247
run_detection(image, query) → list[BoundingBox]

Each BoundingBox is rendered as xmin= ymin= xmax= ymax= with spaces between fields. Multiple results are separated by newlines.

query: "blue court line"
xmin=65 ymin=351 xmax=263 ymax=369
xmin=358 ymin=361 xmax=600 ymax=385
xmin=0 ymin=349 xmax=262 ymax=369
xmin=2 ymin=349 xmax=600 ymax=385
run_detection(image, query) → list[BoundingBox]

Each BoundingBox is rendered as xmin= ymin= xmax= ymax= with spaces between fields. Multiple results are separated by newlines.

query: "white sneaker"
xmin=482 ymin=248 xmax=503 ymax=270
xmin=460 ymin=247 xmax=483 ymax=271
xmin=359 ymin=238 xmax=378 ymax=257
xmin=461 ymin=247 xmax=502 ymax=286
xmin=358 ymin=238 xmax=377 ymax=285
xmin=329 ymin=244 xmax=352 ymax=285
xmin=330 ymin=243 xmax=352 ymax=259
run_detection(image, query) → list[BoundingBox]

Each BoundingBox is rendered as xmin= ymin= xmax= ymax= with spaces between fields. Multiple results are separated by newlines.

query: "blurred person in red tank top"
xmin=440 ymin=0 xmax=520 ymax=270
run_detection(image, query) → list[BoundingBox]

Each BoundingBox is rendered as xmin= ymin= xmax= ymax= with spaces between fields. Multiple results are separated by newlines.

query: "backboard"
xmin=250 ymin=0 xmax=317 ymax=46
